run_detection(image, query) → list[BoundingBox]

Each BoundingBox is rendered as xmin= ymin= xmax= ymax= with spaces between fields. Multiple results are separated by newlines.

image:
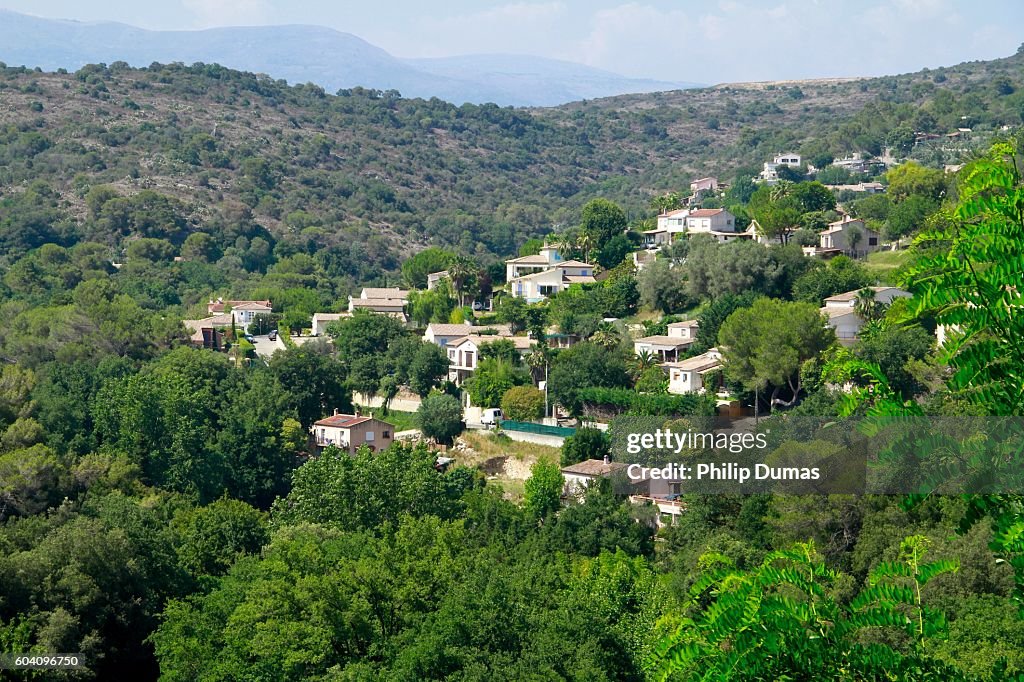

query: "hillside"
xmin=0 ymin=49 xmax=1022 ymax=284
xmin=0 ymin=10 xmax=693 ymax=106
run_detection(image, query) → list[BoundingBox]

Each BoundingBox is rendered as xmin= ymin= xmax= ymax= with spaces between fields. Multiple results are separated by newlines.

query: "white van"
xmin=481 ymin=408 xmax=503 ymax=426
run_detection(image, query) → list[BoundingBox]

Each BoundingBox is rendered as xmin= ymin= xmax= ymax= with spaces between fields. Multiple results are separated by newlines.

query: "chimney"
xmin=333 ymin=408 xmax=339 ymax=416
xmin=354 ymin=408 xmax=360 ymax=418
xmin=602 ymin=454 xmax=610 ymax=466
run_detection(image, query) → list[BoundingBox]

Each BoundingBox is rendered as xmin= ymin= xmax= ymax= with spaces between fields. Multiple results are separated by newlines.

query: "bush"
xmin=501 ymin=385 xmax=545 ymax=421
xmin=576 ymin=386 xmax=716 ymax=418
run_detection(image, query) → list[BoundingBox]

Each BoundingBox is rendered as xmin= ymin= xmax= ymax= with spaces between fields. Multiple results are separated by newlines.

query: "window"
xmin=868 ymin=237 xmax=878 ymax=246
xmin=366 ymin=431 xmax=375 ymax=441
xmin=383 ymin=430 xmax=390 ymax=438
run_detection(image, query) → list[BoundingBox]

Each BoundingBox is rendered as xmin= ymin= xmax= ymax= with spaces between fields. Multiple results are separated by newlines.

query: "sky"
xmin=0 ymin=0 xmax=1021 ymax=83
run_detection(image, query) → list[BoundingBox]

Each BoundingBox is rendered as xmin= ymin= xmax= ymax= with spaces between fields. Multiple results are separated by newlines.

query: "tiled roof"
xmin=667 ymin=320 xmax=698 ymax=329
xmin=561 ymin=458 xmax=628 ymax=477
xmin=688 ymin=208 xmax=727 ymax=218
xmin=351 ymin=298 xmax=406 ymax=308
xmin=635 ymin=335 xmax=695 ymax=347
xmin=313 ymin=414 xmax=391 ymax=428
xmin=553 ymin=259 xmax=595 ymax=268
xmin=361 ymin=287 xmax=408 ymax=300
xmin=664 ymin=350 xmax=723 ymax=373
xmin=427 ymin=323 xmax=512 ymax=337
xmin=824 ymin=286 xmax=900 ymax=302
xmin=505 ymin=254 xmax=551 ymax=264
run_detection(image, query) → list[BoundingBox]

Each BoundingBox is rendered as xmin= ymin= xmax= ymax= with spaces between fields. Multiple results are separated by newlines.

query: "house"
xmin=183 ymin=315 xmax=232 ymax=349
xmin=545 ymin=326 xmax=580 ymax=349
xmin=360 ymin=287 xmax=409 ymax=301
xmin=821 ymin=286 xmax=912 ymax=344
xmin=634 ymin=335 xmax=695 ymax=363
xmin=760 ymin=153 xmax=802 ymax=182
xmin=311 ymin=410 xmax=395 ymax=455
xmin=561 ymin=457 xmax=628 ymax=499
xmin=656 ymin=208 xmax=690 ymax=233
xmin=446 ymin=334 xmax=535 ymax=384
xmin=426 ymin=271 xmax=449 ymax=290
xmin=831 ymin=153 xmax=872 ymax=174
xmin=824 ymin=182 xmax=886 ymax=195
xmin=505 ymin=245 xmax=596 ymax=302
xmin=505 ymin=244 xmax=564 ymax=281
xmin=311 ymin=312 xmax=350 ymax=336
xmin=685 ymin=208 xmax=742 ymax=243
xmin=664 ymin=349 xmax=724 ymax=395
xmin=345 ymin=287 xmax=410 ymax=320
xmin=423 ymin=323 xmax=512 ymax=348
xmin=690 ymin=177 xmax=719 ymax=193
xmin=666 ymin=320 xmax=699 ymax=341
xmin=819 ymin=216 xmax=882 ymax=257
xmin=206 ymin=298 xmax=272 ymax=333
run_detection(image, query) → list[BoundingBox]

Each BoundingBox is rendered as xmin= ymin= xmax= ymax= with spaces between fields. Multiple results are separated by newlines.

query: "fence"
xmin=499 ymin=420 xmax=576 ymax=438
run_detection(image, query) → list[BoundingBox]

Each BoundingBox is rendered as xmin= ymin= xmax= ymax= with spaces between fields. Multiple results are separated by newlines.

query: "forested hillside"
xmin=0 ymin=48 xmax=1022 ymax=282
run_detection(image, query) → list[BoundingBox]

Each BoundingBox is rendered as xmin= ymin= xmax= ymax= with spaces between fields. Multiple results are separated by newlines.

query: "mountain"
xmin=406 ymin=54 xmax=696 ymax=106
xmin=0 ymin=10 xmax=695 ymax=105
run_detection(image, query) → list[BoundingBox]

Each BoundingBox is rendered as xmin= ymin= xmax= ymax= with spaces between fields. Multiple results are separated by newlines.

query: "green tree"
xmin=637 ymin=258 xmax=690 ymax=313
xmin=524 ymin=459 xmax=564 ymax=520
xmin=401 ymin=247 xmax=454 ymax=289
xmin=270 ymin=346 xmax=351 ymax=429
xmin=580 ymin=198 xmax=627 ymax=243
xmin=465 ymin=358 xmax=529 ymax=408
xmin=500 ymin=385 xmax=545 ymax=421
xmin=407 ymin=342 xmax=450 ymax=397
xmin=560 ymin=427 xmax=610 ymax=466
xmin=886 ymin=161 xmax=946 ymax=203
xmin=417 ymin=392 xmax=463 ymax=444
xmin=549 ymin=342 xmax=631 ymax=416
xmin=718 ymin=298 xmax=835 ymax=409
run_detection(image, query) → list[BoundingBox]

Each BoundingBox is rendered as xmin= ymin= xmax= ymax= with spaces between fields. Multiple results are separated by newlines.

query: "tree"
xmin=580 ymin=198 xmax=627 ymax=243
xmin=886 ymin=161 xmax=946 ymax=203
xmin=792 ymin=256 xmax=871 ymax=304
xmin=718 ymin=298 xmax=835 ymax=409
xmin=637 ymin=258 xmax=690 ymax=313
xmin=685 ymin=235 xmax=785 ymax=299
xmin=596 ymin=233 xmax=632 ymax=269
xmin=549 ymin=342 xmax=631 ymax=416
xmin=886 ymin=125 xmax=916 ymax=156
xmin=886 ymin=194 xmax=939 ymax=241
xmin=446 ymin=255 xmax=478 ymax=307
xmin=407 ymin=342 xmax=450 ymax=397
xmin=401 ymin=247 xmax=454 ymax=289
xmin=560 ymin=427 xmax=610 ymax=466
xmin=465 ymin=358 xmax=529 ymax=408
xmin=270 ymin=346 xmax=351 ymax=429
xmin=417 ymin=392 xmax=463 ymax=444
xmin=694 ymin=291 xmax=758 ymax=350
xmin=523 ymin=459 xmax=563 ymax=520
xmin=500 ymin=385 xmax=545 ymax=421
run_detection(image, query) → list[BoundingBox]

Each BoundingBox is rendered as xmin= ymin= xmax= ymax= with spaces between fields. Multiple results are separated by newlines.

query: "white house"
xmin=206 ymin=299 xmax=272 ymax=333
xmin=311 ymin=312 xmax=350 ymax=336
xmin=656 ymin=208 xmax=690 ymax=233
xmin=507 ymin=261 xmax=595 ymax=303
xmin=561 ymin=457 xmax=628 ymax=499
xmin=634 ymin=335 xmax=695 ymax=363
xmin=664 ymin=349 xmax=724 ymax=395
xmin=446 ymin=334 xmax=535 ymax=384
xmin=423 ymin=323 xmax=512 ymax=348
xmin=311 ymin=410 xmax=395 ymax=455
xmin=505 ymin=244 xmax=564 ymax=281
xmin=821 ymin=286 xmax=912 ymax=344
xmin=666 ymin=319 xmax=699 ymax=341
xmin=760 ymin=153 xmax=802 ymax=182
xmin=819 ymin=216 xmax=882 ymax=257
xmin=685 ymin=208 xmax=741 ymax=242
xmin=426 ymin=271 xmax=449 ymax=290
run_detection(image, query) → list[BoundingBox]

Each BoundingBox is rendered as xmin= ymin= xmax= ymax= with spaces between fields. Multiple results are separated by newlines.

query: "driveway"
xmin=250 ymin=334 xmax=279 ymax=359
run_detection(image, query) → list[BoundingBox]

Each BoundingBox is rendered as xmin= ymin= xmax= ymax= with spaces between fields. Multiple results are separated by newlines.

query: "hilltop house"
xmin=311 ymin=312 xmax=350 ymax=336
xmin=505 ymin=246 xmax=595 ymax=302
xmin=690 ymin=177 xmax=719 ymax=193
xmin=664 ymin=348 xmax=724 ymax=395
xmin=311 ymin=410 xmax=395 ymax=455
xmin=446 ymin=334 xmax=535 ymax=384
xmin=686 ymin=208 xmax=743 ymax=243
xmin=644 ymin=208 xmax=690 ymax=247
xmin=819 ymin=216 xmax=882 ymax=257
xmin=426 ymin=271 xmax=449 ymax=290
xmin=820 ymin=286 xmax=911 ymax=344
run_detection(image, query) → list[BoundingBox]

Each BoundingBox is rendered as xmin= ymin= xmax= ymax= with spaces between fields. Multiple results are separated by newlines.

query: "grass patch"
xmin=864 ymin=249 xmax=911 ymax=284
xmin=363 ymin=408 xmax=419 ymax=432
xmin=458 ymin=430 xmax=560 ymax=467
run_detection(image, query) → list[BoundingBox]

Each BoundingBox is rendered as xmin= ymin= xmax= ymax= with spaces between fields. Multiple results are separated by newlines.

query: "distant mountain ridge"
xmin=0 ymin=9 xmax=698 ymax=105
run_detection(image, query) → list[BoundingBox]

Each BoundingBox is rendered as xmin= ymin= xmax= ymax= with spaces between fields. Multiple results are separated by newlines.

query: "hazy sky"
xmin=1 ymin=0 xmax=1021 ymax=83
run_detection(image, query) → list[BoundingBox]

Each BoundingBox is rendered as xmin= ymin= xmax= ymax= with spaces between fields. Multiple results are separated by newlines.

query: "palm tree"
xmin=630 ymin=349 xmax=658 ymax=378
xmin=590 ymin=321 xmax=621 ymax=351
xmin=446 ymin=256 xmax=477 ymax=307
xmin=769 ymin=180 xmax=794 ymax=202
xmin=650 ymin=192 xmax=683 ymax=215
xmin=555 ymin=233 xmax=577 ymax=260
xmin=576 ymin=232 xmax=596 ymax=264
xmin=854 ymin=287 xmax=885 ymax=322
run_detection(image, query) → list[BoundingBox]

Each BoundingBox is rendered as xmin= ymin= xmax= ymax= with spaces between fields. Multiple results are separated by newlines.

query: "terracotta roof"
xmin=688 ymin=208 xmax=727 ymax=218
xmin=313 ymin=413 xmax=392 ymax=429
xmin=449 ymin=335 xmax=535 ymax=350
xmin=658 ymin=208 xmax=690 ymax=218
xmin=208 ymin=299 xmax=272 ymax=312
xmin=428 ymin=323 xmax=512 ymax=337
xmin=505 ymin=254 xmax=551 ymax=264
xmin=350 ymin=298 xmax=406 ymax=308
xmin=553 ymin=259 xmax=594 ymax=268
xmin=562 ymin=458 xmax=628 ymax=477
xmin=564 ymin=275 xmax=597 ymax=284
xmin=820 ymin=306 xmax=859 ymax=319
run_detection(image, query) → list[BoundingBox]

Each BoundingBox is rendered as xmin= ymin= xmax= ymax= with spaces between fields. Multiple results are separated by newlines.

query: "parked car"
xmin=244 ymin=334 xmax=255 ymax=343
xmin=481 ymin=408 xmax=503 ymax=426
xmin=268 ymin=330 xmax=277 ymax=341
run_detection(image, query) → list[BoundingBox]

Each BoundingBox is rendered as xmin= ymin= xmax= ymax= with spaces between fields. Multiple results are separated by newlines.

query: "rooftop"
xmin=824 ymin=286 xmax=902 ymax=302
xmin=313 ymin=413 xmax=394 ymax=429
xmin=688 ymin=208 xmax=727 ymax=218
xmin=666 ymin=320 xmax=699 ymax=329
xmin=561 ymin=458 xmax=628 ymax=477
xmin=664 ymin=350 xmax=723 ymax=373
xmin=361 ymin=287 xmax=408 ymax=300
xmin=636 ymin=335 xmax=695 ymax=348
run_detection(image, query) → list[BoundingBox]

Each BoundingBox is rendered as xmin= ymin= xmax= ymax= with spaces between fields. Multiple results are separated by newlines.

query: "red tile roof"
xmin=687 ymin=208 xmax=726 ymax=218
xmin=314 ymin=414 xmax=374 ymax=428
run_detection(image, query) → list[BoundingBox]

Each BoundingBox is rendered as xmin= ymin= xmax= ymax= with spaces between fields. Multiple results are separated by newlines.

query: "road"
xmin=250 ymin=334 xmax=279 ymax=359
